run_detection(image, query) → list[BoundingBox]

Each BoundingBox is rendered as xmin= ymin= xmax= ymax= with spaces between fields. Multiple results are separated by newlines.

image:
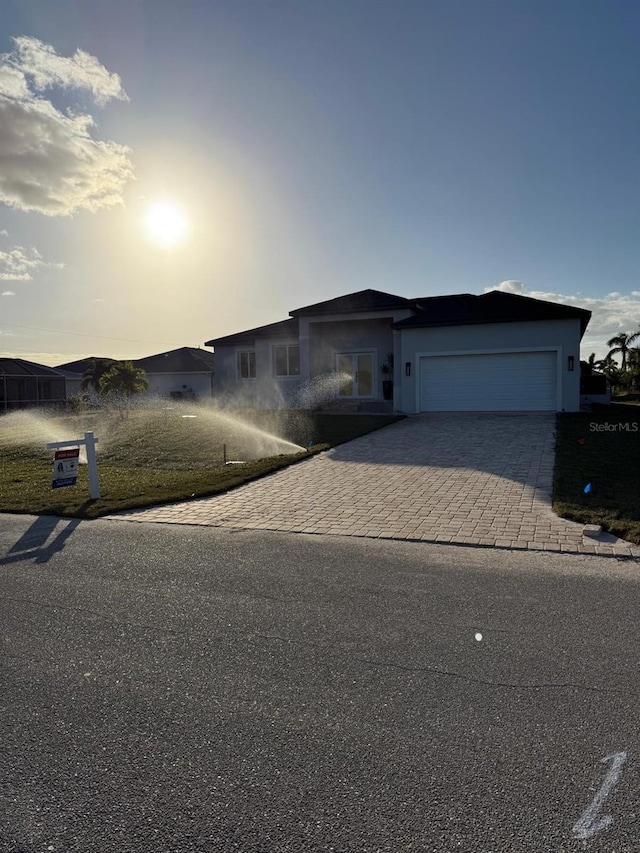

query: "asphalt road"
xmin=1 ymin=513 xmax=640 ymax=852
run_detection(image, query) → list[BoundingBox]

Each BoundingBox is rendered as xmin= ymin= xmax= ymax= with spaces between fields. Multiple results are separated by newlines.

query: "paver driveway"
xmin=111 ymin=413 xmax=640 ymax=557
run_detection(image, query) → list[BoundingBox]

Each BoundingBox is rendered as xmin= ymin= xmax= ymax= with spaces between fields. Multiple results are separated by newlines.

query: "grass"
xmin=553 ymin=409 xmax=640 ymax=544
xmin=0 ymin=406 xmax=403 ymax=519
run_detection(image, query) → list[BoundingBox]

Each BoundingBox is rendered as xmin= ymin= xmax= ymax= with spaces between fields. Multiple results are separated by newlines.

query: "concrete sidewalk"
xmin=109 ymin=413 xmax=640 ymax=558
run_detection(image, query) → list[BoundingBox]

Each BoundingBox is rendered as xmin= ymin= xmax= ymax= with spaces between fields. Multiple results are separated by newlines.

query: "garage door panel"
xmin=420 ymin=352 xmax=556 ymax=412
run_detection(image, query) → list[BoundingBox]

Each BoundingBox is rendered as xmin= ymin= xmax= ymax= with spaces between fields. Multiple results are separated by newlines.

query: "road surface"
xmin=1 ymin=514 xmax=639 ymax=851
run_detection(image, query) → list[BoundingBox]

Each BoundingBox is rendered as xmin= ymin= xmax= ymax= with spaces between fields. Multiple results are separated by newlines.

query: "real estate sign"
xmin=47 ymin=432 xmax=100 ymax=499
xmin=52 ymin=447 xmax=79 ymax=489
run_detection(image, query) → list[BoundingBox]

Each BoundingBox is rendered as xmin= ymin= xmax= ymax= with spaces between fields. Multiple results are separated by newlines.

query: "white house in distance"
xmin=132 ymin=347 xmax=215 ymax=399
xmin=205 ymin=288 xmax=591 ymax=413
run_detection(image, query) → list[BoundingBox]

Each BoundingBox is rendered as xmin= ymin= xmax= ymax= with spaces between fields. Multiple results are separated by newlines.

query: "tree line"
xmin=587 ymin=330 xmax=640 ymax=394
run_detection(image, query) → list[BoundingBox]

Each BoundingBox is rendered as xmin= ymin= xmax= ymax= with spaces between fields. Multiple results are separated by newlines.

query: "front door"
xmin=337 ymin=352 xmax=374 ymax=398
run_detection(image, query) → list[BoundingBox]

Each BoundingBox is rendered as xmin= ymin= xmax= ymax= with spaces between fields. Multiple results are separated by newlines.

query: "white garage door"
xmin=420 ymin=351 xmax=557 ymax=412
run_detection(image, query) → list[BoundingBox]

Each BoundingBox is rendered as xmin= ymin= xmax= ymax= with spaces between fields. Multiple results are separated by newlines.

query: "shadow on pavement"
xmin=2 ymin=515 xmax=81 ymax=566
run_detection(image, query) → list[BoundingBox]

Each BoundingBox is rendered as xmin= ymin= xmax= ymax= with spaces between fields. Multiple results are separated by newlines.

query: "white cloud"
xmin=0 ymin=229 xmax=8 ymax=237
xmin=2 ymin=290 xmax=15 ymax=296
xmin=0 ymin=244 xmax=63 ymax=280
xmin=9 ymin=36 xmax=128 ymax=106
xmin=0 ymin=36 xmax=133 ymax=216
xmin=0 ymin=65 xmax=30 ymax=99
xmin=484 ymin=280 xmax=640 ymax=359
xmin=493 ymin=280 xmax=524 ymax=294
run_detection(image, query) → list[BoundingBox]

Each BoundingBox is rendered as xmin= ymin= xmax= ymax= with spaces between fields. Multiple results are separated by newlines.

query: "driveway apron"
xmin=110 ymin=413 xmax=640 ymax=557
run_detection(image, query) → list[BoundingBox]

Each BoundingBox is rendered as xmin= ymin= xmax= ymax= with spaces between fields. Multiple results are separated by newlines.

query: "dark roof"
xmin=55 ymin=367 xmax=85 ymax=379
xmin=55 ymin=357 xmax=115 ymax=375
xmin=205 ymin=318 xmax=299 ymax=347
xmin=133 ymin=347 xmax=215 ymax=373
xmin=0 ymin=358 xmax=65 ymax=377
xmin=393 ymin=290 xmax=591 ymax=337
xmin=289 ymin=289 xmax=412 ymax=317
xmin=205 ymin=288 xmax=591 ymax=347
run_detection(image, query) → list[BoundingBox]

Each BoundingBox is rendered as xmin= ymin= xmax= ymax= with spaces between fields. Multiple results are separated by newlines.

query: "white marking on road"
xmin=572 ymin=750 xmax=628 ymax=840
xmin=475 ymin=632 xmax=483 ymax=641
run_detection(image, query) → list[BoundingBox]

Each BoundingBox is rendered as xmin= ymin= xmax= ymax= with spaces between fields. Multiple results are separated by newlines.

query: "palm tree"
xmin=81 ymin=357 xmax=116 ymax=392
xmin=594 ymin=354 xmax=623 ymax=393
xmin=595 ymin=353 xmax=617 ymax=373
xmin=628 ymin=347 xmax=640 ymax=370
xmin=586 ymin=353 xmax=598 ymax=374
xmin=98 ymin=361 xmax=148 ymax=397
xmin=627 ymin=347 xmax=640 ymax=393
xmin=606 ymin=331 xmax=640 ymax=370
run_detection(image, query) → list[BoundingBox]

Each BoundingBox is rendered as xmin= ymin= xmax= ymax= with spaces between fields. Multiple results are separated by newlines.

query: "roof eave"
xmin=393 ymin=312 xmax=592 ymax=333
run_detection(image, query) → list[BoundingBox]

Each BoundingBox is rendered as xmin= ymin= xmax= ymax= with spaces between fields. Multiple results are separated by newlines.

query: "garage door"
xmin=420 ymin=351 xmax=557 ymax=412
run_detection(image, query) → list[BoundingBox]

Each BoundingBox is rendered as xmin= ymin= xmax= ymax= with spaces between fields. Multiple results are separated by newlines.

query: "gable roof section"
xmin=55 ymin=367 xmax=85 ymax=379
xmin=289 ymin=288 xmax=412 ymax=317
xmin=133 ymin=347 xmax=215 ymax=373
xmin=205 ymin=317 xmax=298 ymax=347
xmin=55 ymin=357 xmax=115 ymax=375
xmin=394 ymin=290 xmax=591 ymax=337
xmin=0 ymin=357 xmax=65 ymax=377
xmin=57 ymin=351 xmax=216 ymax=375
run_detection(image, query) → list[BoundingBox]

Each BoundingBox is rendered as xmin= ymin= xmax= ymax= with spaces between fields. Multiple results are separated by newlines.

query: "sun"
xmin=144 ymin=202 xmax=189 ymax=247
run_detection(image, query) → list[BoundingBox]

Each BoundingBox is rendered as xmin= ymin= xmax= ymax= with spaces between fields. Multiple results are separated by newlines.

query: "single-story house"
xmin=205 ymin=288 xmax=591 ymax=412
xmin=56 ymin=349 xmax=215 ymax=400
xmin=132 ymin=347 xmax=215 ymax=399
xmin=0 ymin=358 xmax=67 ymax=413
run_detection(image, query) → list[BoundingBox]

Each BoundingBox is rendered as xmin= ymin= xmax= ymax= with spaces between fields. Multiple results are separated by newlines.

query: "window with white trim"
xmin=238 ymin=351 xmax=256 ymax=379
xmin=274 ymin=345 xmax=300 ymax=376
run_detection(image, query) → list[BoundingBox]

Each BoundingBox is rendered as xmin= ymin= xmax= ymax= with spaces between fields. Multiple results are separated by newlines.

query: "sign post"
xmin=47 ymin=431 xmax=100 ymax=500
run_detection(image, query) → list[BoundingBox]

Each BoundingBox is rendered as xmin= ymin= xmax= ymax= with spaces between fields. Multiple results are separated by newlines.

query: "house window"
xmin=274 ymin=345 xmax=300 ymax=376
xmin=238 ymin=351 xmax=256 ymax=379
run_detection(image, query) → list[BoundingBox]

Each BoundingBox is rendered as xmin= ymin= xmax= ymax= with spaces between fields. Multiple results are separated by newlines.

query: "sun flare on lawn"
xmin=144 ymin=202 xmax=189 ymax=247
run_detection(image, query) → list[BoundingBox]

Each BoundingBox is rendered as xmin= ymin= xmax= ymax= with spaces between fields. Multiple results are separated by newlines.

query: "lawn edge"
xmin=552 ymin=411 xmax=640 ymax=546
xmin=0 ymin=414 xmax=405 ymax=520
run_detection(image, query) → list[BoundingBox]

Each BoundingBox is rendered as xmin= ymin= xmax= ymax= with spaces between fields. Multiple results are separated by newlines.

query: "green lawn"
xmin=553 ymin=410 xmax=640 ymax=544
xmin=7 ymin=403 xmax=636 ymax=543
xmin=0 ymin=406 xmax=402 ymax=518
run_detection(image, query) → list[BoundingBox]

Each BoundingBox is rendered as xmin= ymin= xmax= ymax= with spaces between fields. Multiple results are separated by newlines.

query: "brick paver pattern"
xmin=110 ymin=413 xmax=640 ymax=557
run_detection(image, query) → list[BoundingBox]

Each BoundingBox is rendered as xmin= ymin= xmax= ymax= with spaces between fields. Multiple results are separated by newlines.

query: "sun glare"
xmin=144 ymin=202 xmax=189 ymax=247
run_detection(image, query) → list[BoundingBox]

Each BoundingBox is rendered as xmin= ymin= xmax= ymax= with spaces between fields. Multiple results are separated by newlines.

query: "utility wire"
xmin=0 ymin=320 xmax=184 ymax=347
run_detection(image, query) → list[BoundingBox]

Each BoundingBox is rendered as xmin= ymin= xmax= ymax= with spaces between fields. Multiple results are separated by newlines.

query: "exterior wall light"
xmin=568 ymin=356 xmax=575 ymax=371
xmin=405 ymin=361 xmax=411 ymax=376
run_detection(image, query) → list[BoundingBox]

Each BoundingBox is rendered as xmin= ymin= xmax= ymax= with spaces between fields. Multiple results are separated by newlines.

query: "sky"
xmin=0 ymin=0 xmax=639 ymax=367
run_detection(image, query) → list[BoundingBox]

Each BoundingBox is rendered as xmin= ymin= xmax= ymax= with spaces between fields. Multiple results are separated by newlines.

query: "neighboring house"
xmin=53 ymin=367 xmax=86 ymax=398
xmin=132 ymin=347 xmax=215 ymax=399
xmin=57 ymin=349 xmax=215 ymax=400
xmin=0 ymin=358 xmax=67 ymax=413
xmin=205 ymin=288 xmax=591 ymax=412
